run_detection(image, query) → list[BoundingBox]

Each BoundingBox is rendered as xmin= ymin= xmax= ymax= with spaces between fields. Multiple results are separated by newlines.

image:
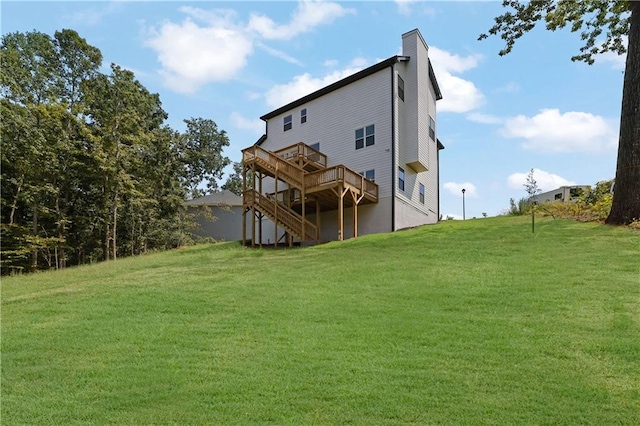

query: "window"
xmin=429 ymin=116 xmax=435 ymax=140
xmin=360 ymin=169 xmax=375 ymax=182
xmin=301 ymin=108 xmax=307 ymax=124
xmin=398 ymin=76 xmax=405 ymax=101
xmin=310 ymin=142 xmax=319 ymax=151
xmin=554 ymin=193 xmax=563 ymax=200
xmin=570 ymin=188 xmax=584 ymax=199
xmin=355 ymin=125 xmax=375 ymax=150
xmin=419 ymin=183 xmax=425 ymax=204
xmin=398 ymin=167 xmax=405 ymax=191
xmin=284 ymin=114 xmax=292 ymax=131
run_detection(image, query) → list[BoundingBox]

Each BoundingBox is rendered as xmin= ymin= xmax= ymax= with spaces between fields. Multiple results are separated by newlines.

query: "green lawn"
xmin=2 ymin=216 xmax=639 ymax=425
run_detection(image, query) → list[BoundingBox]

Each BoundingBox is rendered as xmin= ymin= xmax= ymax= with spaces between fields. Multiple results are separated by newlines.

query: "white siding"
xmin=249 ymin=29 xmax=441 ymax=241
xmin=393 ymin=29 xmax=439 ymax=230
xmin=259 ymin=67 xmax=394 ymax=238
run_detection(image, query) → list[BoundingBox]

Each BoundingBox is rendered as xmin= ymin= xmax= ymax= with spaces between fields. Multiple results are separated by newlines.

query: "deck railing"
xmin=243 ymin=145 xmax=305 ymax=187
xmin=273 ymin=142 xmax=327 ymax=169
xmin=305 ymin=165 xmax=378 ymax=201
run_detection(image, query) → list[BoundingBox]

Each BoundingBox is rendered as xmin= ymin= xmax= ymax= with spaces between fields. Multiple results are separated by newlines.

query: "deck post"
xmin=241 ymin=157 xmax=247 ymax=246
xmin=301 ymin=181 xmax=306 ymax=242
xmin=258 ymin=171 xmax=263 ymax=247
xmin=316 ymin=198 xmax=320 ymax=243
xmin=251 ymin=206 xmax=255 ymax=248
xmin=338 ymin=189 xmax=344 ymax=241
xmin=274 ymin=166 xmax=278 ymax=248
xmin=353 ymin=190 xmax=358 ymax=238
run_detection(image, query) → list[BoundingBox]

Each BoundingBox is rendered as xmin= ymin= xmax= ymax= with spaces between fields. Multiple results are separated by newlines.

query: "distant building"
xmin=185 ymin=190 xmax=248 ymax=241
xmin=530 ymin=186 xmax=590 ymax=204
xmin=241 ymin=29 xmax=444 ymax=246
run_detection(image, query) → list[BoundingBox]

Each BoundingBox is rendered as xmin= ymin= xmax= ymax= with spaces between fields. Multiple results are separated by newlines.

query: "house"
xmin=185 ymin=190 xmax=248 ymax=241
xmin=530 ymin=186 xmax=590 ymax=204
xmin=241 ymin=29 xmax=444 ymax=246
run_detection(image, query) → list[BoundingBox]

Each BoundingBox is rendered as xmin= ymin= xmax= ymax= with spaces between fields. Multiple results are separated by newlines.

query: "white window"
xmin=398 ymin=167 xmax=405 ymax=191
xmin=360 ymin=169 xmax=375 ymax=182
xmin=419 ymin=183 xmax=425 ymax=204
xmin=301 ymin=108 xmax=307 ymax=124
xmin=355 ymin=125 xmax=375 ymax=150
xmin=429 ymin=116 xmax=435 ymax=140
xmin=284 ymin=115 xmax=292 ymax=131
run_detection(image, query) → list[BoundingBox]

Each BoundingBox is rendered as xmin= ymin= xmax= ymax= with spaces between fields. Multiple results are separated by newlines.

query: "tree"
xmin=524 ymin=168 xmax=541 ymax=200
xmin=479 ymin=0 xmax=639 ymax=225
xmin=176 ymin=118 xmax=231 ymax=199
xmin=222 ymin=161 xmax=245 ymax=196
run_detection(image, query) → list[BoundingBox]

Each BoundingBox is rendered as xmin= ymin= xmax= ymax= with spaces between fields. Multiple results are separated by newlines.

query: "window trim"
xmin=398 ymin=75 xmax=404 ymax=101
xmin=284 ymin=114 xmax=292 ymax=131
xmin=360 ymin=169 xmax=375 ymax=182
xmin=398 ymin=167 xmax=405 ymax=191
xmin=301 ymin=108 xmax=307 ymax=124
xmin=428 ymin=116 xmax=435 ymax=140
xmin=419 ymin=183 xmax=425 ymax=204
xmin=355 ymin=124 xmax=375 ymax=150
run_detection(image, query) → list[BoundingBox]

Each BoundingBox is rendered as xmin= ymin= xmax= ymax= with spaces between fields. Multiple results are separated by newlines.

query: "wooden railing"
xmin=273 ymin=142 xmax=327 ymax=169
xmin=305 ymin=165 xmax=378 ymax=201
xmin=244 ymin=189 xmax=318 ymax=241
xmin=243 ymin=145 xmax=305 ymax=188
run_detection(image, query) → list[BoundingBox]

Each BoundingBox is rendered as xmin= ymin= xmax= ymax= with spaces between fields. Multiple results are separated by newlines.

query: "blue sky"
xmin=2 ymin=1 xmax=626 ymax=219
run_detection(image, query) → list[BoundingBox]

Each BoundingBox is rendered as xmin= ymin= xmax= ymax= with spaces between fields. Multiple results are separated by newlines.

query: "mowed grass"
xmin=2 ymin=216 xmax=639 ymax=425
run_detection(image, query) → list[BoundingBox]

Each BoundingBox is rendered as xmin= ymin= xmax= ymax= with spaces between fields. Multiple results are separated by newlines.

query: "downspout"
xmin=391 ymin=63 xmax=396 ymax=232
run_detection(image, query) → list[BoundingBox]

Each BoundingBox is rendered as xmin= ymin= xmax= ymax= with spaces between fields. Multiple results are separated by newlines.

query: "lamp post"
xmin=462 ymin=188 xmax=466 ymax=220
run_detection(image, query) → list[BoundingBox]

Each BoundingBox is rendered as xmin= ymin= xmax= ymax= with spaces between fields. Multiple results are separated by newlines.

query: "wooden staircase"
xmin=244 ymin=189 xmax=318 ymax=241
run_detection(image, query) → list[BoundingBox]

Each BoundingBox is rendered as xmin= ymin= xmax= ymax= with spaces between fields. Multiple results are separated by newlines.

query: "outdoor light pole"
xmin=462 ymin=188 xmax=466 ymax=220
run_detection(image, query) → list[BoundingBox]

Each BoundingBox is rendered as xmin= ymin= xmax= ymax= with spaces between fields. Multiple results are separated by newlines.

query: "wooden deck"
xmin=242 ymin=142 xmax=378 ymax=245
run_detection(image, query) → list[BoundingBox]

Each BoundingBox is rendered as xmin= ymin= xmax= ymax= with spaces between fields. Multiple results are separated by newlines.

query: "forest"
xmin=1 ymin=29 xmax=241 ymax=274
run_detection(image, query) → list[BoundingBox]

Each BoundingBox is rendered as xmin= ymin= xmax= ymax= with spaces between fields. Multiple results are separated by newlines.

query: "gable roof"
xmin=260 ymin=55 xmax=443 ymax=121
xmin=185 ymin=190 xmax=242 ymax=207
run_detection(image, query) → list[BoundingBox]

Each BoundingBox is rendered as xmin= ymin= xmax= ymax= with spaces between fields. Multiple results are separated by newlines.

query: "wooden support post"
xmin=353 ymin=191 xmax=358 ymax=239
xmin=338 ymin=190 xmax=344 ymax=241
xmin=316 ymin=198 xmax=320 ymax=243
xmin=274 ymin=167 xmax=278 ymax=248
xmin=242 ymin=207 xmax=246 ymax=247
xmin=251 ymin=206 xmax=255 ymax=248
xmin=302 ymin=184 xmax=306 ymax=242
xmin=258 ymin=171 xmax=263 ymax=247
xmin=242 ymin=160 xmax=247 ymax=246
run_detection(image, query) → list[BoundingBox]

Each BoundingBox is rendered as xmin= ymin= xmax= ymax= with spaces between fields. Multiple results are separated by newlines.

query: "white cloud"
xmin=444 ymin=182 xmax=478 ymax=198
xmin=245 ymin=91 xmax=262 ymax=101
xmin=71 ymin=2 xmax=123 ymax=26
xmin=429 ymin=46 xmax=484 ymax=113
xmin=394 ymin=0 xmax=436 ymax=17
xmin=499 ymin=108 xmax=618 ymax=154
xmin=144 ymin=9 xmax=253 ymax=93
xmin=264 ymin=58 xmax=369 ymax=108
xmin=144 ymin=2 xmax=354 ymax=94
xmin=429 ymin=46 xmax=482 ymax=74
xmin=256 ymin=42 xmax=303 ymax=66
xmin=466 ymin=112 xmax=501 ymax=124
xmin=248 ymin=0 xmax=354 ymax=40
xmin=507 ymin=169 xmax=575 ymax=192
xmin=230 ymin=112 xmax=264 ymax=134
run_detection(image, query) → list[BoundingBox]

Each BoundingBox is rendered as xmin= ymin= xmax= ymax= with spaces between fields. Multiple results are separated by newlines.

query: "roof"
xmin=260 ymin=55 xmax=443 ymax=121
xmin=185 ymin=190 xmax=243 ymax=207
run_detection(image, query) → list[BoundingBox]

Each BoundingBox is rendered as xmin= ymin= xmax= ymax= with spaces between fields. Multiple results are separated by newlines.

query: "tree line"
xmin=1 ymin=29 xmax=240 ymax=274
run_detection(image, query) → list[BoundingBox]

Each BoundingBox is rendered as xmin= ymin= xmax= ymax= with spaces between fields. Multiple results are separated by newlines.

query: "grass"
xmin=2 ymin=216 xmax=639 ymax=425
